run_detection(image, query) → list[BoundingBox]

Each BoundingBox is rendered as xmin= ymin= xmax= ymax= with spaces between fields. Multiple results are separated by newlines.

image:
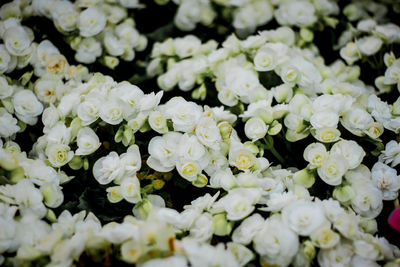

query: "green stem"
xmin=269 ymin=145 xmax=285 ymax=165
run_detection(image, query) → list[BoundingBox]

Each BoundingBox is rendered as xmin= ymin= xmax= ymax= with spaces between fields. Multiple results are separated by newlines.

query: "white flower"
xmin=78 ymin=6 xmax=106 ymax=37
xmin=350 ymin=182 xmax=383 ymax=218
xmin=371 ymin=162 xmax=400 ymax=201
xmin=244 ymin=117 xmax=268 ymax=142
xmin=120 ymin=176 xmax=141 ymax=203
xmin=232 ymin=213 xmax=264 ymax=245
xmin=40 ymin=183 xmax=64 ymax=208
xmin=275 ymin=1 xmax=317 ymax=27
xmin=46 ymin=122 xmax=71 ymax=145
xmin=254 ymin=214 xmax=299 ymax=267
xmin=303 ymin=142 xmax=328 ymax=169
xmin=330 ymin=140 xmax=365 ymax=169
xmin=310 ymin=225 xmax=340 ymax=249
xmin=120 ymin=145 xmax=141 ymax=176
xmin=317 ymin=242 xmax=354 ymax=267
xmin=209 ymin=168 xmax=237 ymax=191
xmin=282 ymin=199 xmax=328 ymax=236
xmin=317 ymin=154 xmax=348 ymax=186
xmin=57 ymin=92 xmax=80 ymax=117
xmin=77 ymin=97 xmax=102 ymax=126
xmin=341 ymin=107 xmax=374 ymax=136
xmin=176 ymin=160 xmax=201 ymax=182
xmin=381 ymin=140 xmax=400 ymax=167
xmin=93 ymin=151 xmax=124 ymax=185
xmin=217 ymin=188 xmax=261 ymax=221
xmin=340 ymin=42 xmax=361 ymax=64
xmin=0 ymin=108 xmax=19 ymax=138
xmin=189 ymin=213 xmax=213 ymax=242
xmin=3 ymin=26 xmax=32 ymax=56
xmin=218 ymin=88 xmax=239 ymax=107
xmin=42 ymin=106 xmax=61 ymax=131
xmin=164 ymin=97 xmax=203 ymax=132
xmin=195 ymin=117 xmax=221 ymax=150
xmin=75 ymin=127 xmax=101 ymax=156
xmin=140 ymin=91 xmax=163 ymax=112
xmin=148 ymin=110 xmax=168 ymax=134
xmin=45 ymin=143 xmax=74 ymax=168
xmin=0 ymin=45 xmax=11 ymax=74
xmin=253 ymin=47 xmax=276 ymax=72
xmin=75 ymin=37 xmax=102 ymax=64
xmin=0 ymin=76 xmax=13 ymax=99
xmin=147 ymin=132 xmax=182 ymax=172
xmin=174 ymin=35 xmax=201 ymax=58
xmin=12 ymin=89 xmax=43 ymax=125
xmin=310 ymin=111 xmax=339 ymax=129
xmin=229 ymin=147 xmax=257 ymax=171
xmin=356 ymin=36 xmax=383 ymax=56
xmin=100 ymin=100 xmax=123 ymax=125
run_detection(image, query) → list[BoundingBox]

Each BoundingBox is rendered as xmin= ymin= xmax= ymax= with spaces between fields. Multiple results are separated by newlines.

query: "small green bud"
xmin=192 ymin=173 xmax=208 ymax=188
xmin=9 ymin=167 xmax=25 ymax=184
xmin=293 ymin=168 xmax=315 ymax=188
xmin=46 ymin=209 xmax=57 ymax=223
xmin=303 ymin=240 xmax=316 ymax=260
xmin=68 ymin=155 xmax=83 ymax=170
xmin=268 ymin=120 xmax=282 ymax=136
xmin=333 ymin=185 xmax=355 ymax=203
xmin=213 ymin=213 xmax=233 ymax=236
xmin=218 ymin=121 xmax=232 ymax=140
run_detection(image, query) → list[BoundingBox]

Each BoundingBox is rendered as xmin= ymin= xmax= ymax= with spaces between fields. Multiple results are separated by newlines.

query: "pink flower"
xmin=389 ymin=206 xmax=400 ymax=232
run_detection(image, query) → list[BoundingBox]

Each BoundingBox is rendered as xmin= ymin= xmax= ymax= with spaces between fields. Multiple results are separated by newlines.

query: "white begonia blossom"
xmin=12 ymin=89 xmax=44 ymax=125
xmin=164 ymin=97 xmax=203 ymax=132
xmin=120 ymin=176 xmax=141 ymax=203
xmin=310 ymin=111 xmax=339 ymax=129
xmin=341 ymin=107 xmax=374 ymax=136
xmin=93 ymin=151 xmax=124 ymax=185
xmin=232 ymin=213 xmax=264 ymax=245
xmin=78 ymin=6 xmax=106 ymax=37
xmin=330 ymin=140 xmax=365 ymax=169
xmin=40 ymin=183 xmax=64 ymax=208
xmin=216 ymin=188 xmax=261 ymax=221
xmin=303 ymin=142 xmax=328 ymax=169
xmin=317 ymin=242 xmax=354 ymax=267
xmin=46 ymin=122 xmax=71 ymax=145
xmin=244 ymin=117 xmax=268 ymax=142
xmin=340 ymin=42 xmax=361 ymax=64
xmin=0 ymin=75 xmax=12 ymax=99
xmin=317 ymin=154 xmax=348 ymax=186
xmin=371 ymin=162 xmax=400 ymax=201
xmin=195 ymin=116 xmax=221 ymax=150
xmin=0 ymin=108 xmax=19 ymax=138
xmin=253 ymin=46 xmax=276 ymax=72
xmin=209 ymin=168 xmax=237 ymax=191
xmin=45 ymin=143 xmax=74 ymax=168
xmin=189 ymin=212 xmax=214 ymax=242
xmin=381 ymin=140 xmax=400 ymax=167
xmin=0 ymin=45 xmax=11 ymax=74
xmin=356 ymin=36 xmax=383 ymax=56
xmin=120 ymin=145 xmax=142 ymax=176
xmin=310 ymin=225 xmax=340 ymax=249
xmin=77 ymin=97 xmax=102 ymax=126
xmin=351 ymin=182 xmax=383 ymax=218
xmin=282 ymin=199 xmax=328 ymax=236
xmin=275 ymin=1 xmax=317 ymax=27
xmin=147 ymin=132 xmax=182 ymax=172
xmin=148 ymin=110 xmax=168 ymax=134
xmin=100 ymin=100 xmax=124 ymax=125
xmin=75 ymin=127 xmax=101 ymax=156
xmin=75 ymin=37 xmax=102 ymax=64
xmin=3 ymin=26 xmax=32 ymax=56
xmin=254 ymin=214 xmax=299 ymax=267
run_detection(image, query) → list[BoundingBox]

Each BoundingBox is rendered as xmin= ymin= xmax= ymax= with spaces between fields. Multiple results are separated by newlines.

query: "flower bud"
xmin=68 ymin=155 xmax=83 ymax=170
xmin=303 ymin=240 xmax=316 ymax=260
xmin=268 ymin=120 xmax=282 ymax=135
xmin=333 ymin=185 xmax=355 ymax=203
xmin=213 ymin=213 xmax=233 ymax=236
xmin=293 ymin=168 xmax=315 ymax=188
xmin=192 ymin=173 xmax=208 ymax=188
xmin=218 ymin=121 xmax=232 ymax=140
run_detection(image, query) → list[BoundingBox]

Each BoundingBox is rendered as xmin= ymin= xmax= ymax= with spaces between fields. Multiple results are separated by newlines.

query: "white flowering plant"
xmin=0 ymin=0 xmax=400 ymax=266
